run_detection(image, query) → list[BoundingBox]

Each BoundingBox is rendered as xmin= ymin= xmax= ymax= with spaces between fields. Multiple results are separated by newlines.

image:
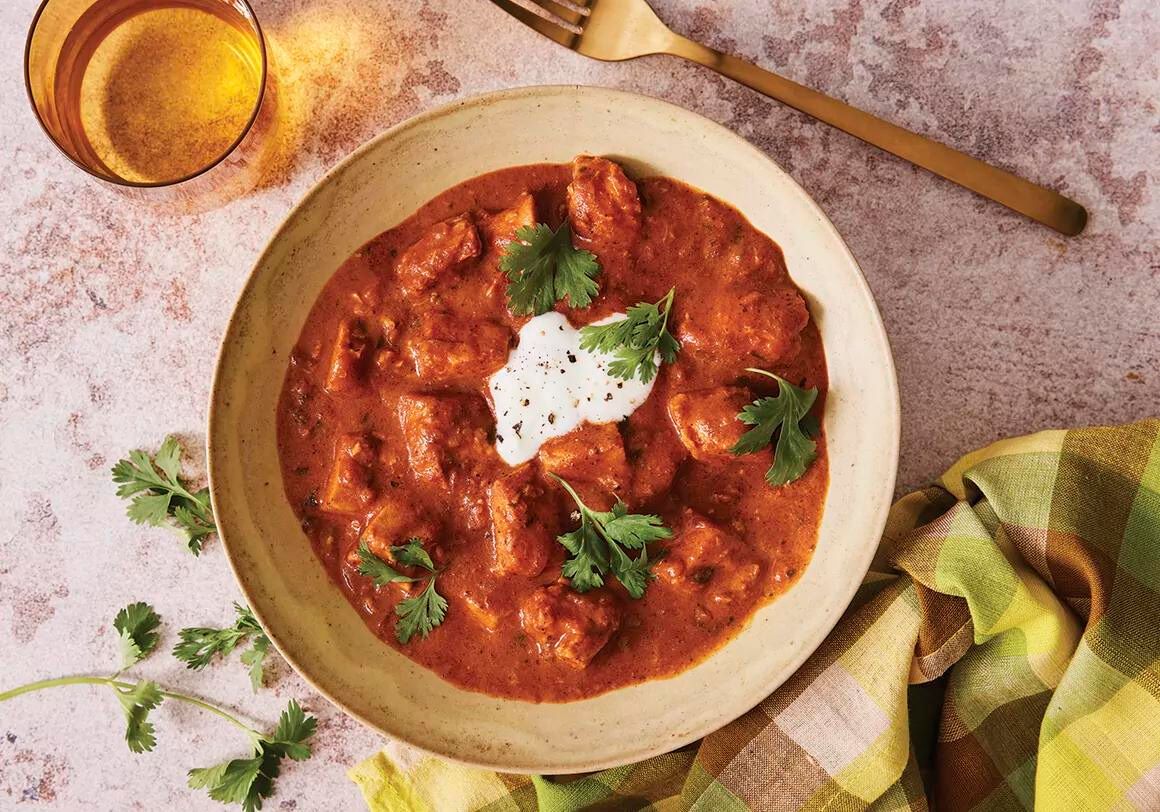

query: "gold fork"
xmin=488 ymin=0 xmax=1088 ymax=236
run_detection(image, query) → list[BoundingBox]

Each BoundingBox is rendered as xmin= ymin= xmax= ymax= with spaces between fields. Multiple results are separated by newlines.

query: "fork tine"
xmin=508 ymin=0 xmax=584 ymax=34
xmin=488 ymin=0 xmax=579 ymax=47
xmin=533 ymin=0 xmax=590 ymax=23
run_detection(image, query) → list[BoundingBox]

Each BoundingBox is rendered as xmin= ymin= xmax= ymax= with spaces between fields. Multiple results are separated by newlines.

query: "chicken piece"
xmin=628 ymin=432 xmax=687 ymax=504
xmin=667 ymin=387 xmax=752 ymax=460
xmin=396 ymin=393 xmax=495 ymax=488
xmin=538 ymin=422 xmax=630 ymax=497
xmin=566 ymin=156 xmax=641 ymax=253
xmin=657 ymin=512 xmax=761 ymax=614
xmin=323 ymin=319 xmax=372 ymax=395
xmin=519 ymin=583 xmax=621 ymax=668
xmin=461 ymin=586 xmax=504 ymax=633
xmin=678 ymin=286 xmax=809 ymax=365
xmin=403 ymin=311 xmax=512 ymax=382
xmin=360 ymin=493 xmax=439 ymax=560
xmin=372 ymin=315 xmax=403 ymax=372
xmin=396 ymin=214 xmax=482 ymax=297
xmin=625 ymin=399 xmax=689 ymax=504
xmin=488 ymin=463 xmax=560 ymax=577
xmin=322 ymin=433 xmax=376 ymax=514
xmin=481 ymin=192 xmax=537 ymax=251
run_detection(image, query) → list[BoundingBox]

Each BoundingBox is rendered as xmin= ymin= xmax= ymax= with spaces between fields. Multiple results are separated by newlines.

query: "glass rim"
xmin=23 ymin=0 xmax=269 ymax=189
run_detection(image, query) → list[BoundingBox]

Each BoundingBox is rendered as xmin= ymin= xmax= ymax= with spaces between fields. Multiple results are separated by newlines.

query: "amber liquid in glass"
xmin=53 ymin=0 xmax=263 ymax=185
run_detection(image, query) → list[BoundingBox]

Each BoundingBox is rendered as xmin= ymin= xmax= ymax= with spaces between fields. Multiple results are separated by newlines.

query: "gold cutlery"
xmin=488 ymin=0 xmax=1088 ymax=236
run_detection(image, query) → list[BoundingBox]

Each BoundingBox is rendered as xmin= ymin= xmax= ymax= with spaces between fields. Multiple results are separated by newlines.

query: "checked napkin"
xmin=351 ymin=419 xmax=1160 ymax=811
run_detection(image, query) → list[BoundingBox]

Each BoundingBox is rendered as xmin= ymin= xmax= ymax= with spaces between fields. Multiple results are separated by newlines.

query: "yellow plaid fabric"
xmin=351 ymin=420 xmax=1160 ymax=811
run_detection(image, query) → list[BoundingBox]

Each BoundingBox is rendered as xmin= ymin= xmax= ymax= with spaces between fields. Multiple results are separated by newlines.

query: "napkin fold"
xmin=351 ymin=420 xmax=1160 ymax=811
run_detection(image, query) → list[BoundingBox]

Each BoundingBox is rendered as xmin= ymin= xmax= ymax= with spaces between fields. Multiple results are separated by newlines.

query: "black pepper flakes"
xmin=692 ymin=567 xmax=715 ymax=584
xmin=512 ymin=422 xmax=523 ymax=438
xmin=548 ymin=413 xmax=556 ymax=424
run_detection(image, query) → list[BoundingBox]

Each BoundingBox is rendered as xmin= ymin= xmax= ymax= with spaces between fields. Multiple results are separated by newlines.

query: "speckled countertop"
xmin=2 ymin=0 xmax=1157 ymax=808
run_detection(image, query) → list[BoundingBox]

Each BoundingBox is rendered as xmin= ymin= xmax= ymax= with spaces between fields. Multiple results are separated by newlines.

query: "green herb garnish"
xmin=357 ymin=539 xmax=448 ymax=644
xmin=114 ymin=601 xmax=162 ymax=669
xmin=114 ymin=678 xmax=164 ymax=753
xmin=500 ymin=222 xmax=600 ymax=315
xmin=1 ymin=601 xmax=317 ymax=810
xmin=187 ymin=699 xmax=317 ymax=812
xmin=173 ymin=604 xmax=272 ymax=692
xmin=730 ymin=368 xmax=819 ymax=486
xmin=579 ymin=288 xmax=680 ymax=383
xmin=112 ymin=436 xmax=216 ymax=555
xmin=550 ymin=474 xmax=671 ymax=598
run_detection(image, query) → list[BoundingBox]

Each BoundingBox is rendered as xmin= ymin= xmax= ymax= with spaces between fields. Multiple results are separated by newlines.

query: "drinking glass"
xmin=25 ymin=0 xmax=275 ymax=206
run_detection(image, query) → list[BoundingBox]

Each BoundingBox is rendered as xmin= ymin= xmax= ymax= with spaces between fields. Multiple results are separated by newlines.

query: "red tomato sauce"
xmin=276 ymin=159 xmax=828 ymax=701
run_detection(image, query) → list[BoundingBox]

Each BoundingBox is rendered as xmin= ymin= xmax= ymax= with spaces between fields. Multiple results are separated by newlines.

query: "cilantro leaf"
xmin=359 ymin=542 xmax=448 ymax=643
xmin=269 ymin=698 xmax=317 ymax=760
xmin=114 ymin=602 xmax=162 ymax=668
xmin=112 ymin=437 xmax=217 ymax=555
xmin=559 ymin=524 xmax=608 ymax=592
xmin=500 ymin=222 xmax=600 ymax=315
xmin=612 ymin=546 xmax=653 ymax=599
xmin=395 ymin=580 xmax=448 ymax=644
xmin=173 ymin=624 xmax=247 ymax=669
xmin=356 ymin=542 xmax=420 ymax=586
xmin=600 ymin=509 xmax=672 ymax=550
xmin=173 ymin=604 xmax=272 ymax=691
xmin=240 ymin=636 xmax=270 ymax=694
xmin=187 ymin=762 xmax=232 ymax=792
xmin=730 ymin=368 xmax=820 ymax=487
xmin=390 ymin=537 xmax=437 ymax=573
xmin=188 ymin=699 xmax=317 ymax=812
xmin=550 ymin=474 xmax=671 ymax=598
xmin=114 ymin=679 xmax=163 ymax=753
xmin=578 ymin=288 xmax=680 ymax=383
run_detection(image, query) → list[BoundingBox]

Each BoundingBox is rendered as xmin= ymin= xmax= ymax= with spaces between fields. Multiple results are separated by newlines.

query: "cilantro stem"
xmin=547 ymin=472 xmax=586 ymax=514
xmin=657 ymin=287 xmax=675 ymax=339
xmin=545 ymin=474 xmax=605 ymax=537
xmin=0 ymin=676 xmax=259 ymax=737
xmin=547 ymin=474 xmax=621 ymax=552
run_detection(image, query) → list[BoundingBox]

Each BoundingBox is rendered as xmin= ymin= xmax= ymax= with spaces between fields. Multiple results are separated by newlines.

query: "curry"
xmin=275 ymin=157 xmax=828 ymax=701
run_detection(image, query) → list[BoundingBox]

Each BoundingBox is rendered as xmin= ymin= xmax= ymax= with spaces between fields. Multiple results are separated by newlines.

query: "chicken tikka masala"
xmin=276 ymin=156 xmax=829 ymax=701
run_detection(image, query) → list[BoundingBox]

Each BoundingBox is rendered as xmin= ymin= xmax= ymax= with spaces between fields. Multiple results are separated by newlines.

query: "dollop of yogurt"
xmin=489 ymin=312 xmax=655 ymax=466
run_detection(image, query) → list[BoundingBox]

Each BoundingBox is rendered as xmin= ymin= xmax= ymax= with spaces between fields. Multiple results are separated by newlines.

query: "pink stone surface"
xmin=2 ymin=0 xmax=1157 ymax=807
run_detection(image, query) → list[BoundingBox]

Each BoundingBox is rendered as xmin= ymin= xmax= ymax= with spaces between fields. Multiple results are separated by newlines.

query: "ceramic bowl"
xmin=209 ymin=85 xmax=900 ymax=773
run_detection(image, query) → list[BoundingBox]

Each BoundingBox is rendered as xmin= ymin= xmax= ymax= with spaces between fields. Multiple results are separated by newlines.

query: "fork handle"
xmin=667 ymin=37 xmax=1087 ymax=236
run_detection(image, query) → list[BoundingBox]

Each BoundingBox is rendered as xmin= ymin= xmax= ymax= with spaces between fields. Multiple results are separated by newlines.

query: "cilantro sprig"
xmin=500 ymin=222 xmax=601 ymax=315
xmin=174 ymin=604 xmax=272 ymax=692
xmin=187 ymin=699 xmax=317 ymax=812
xmin=730 ymin=368 xmax=820 ymax=487
xmin=0 ymin=602 xmax=315 ymax=810
xmin=112 ymin=436 xmax=216 ymax=554
xmin=550 ymin=474 xmax=671 ymax=598
xmin=357 ymin=539 xmax=448 ymax=644
xmin=114 ymin=601 xmax=162 ymax=669
xmin=579 ymin=288 xmax=680 ymax=383
xmin=114 ymin=679 xmax=164 ymax=753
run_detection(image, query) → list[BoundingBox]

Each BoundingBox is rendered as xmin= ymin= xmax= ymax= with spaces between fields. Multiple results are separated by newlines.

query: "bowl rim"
xmin=208 ymin=83 xmax=901 ymax=773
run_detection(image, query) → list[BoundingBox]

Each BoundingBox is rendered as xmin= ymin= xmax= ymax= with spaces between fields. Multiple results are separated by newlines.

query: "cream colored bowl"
xmin=209 ymin=85 xmax=900 ymax=774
